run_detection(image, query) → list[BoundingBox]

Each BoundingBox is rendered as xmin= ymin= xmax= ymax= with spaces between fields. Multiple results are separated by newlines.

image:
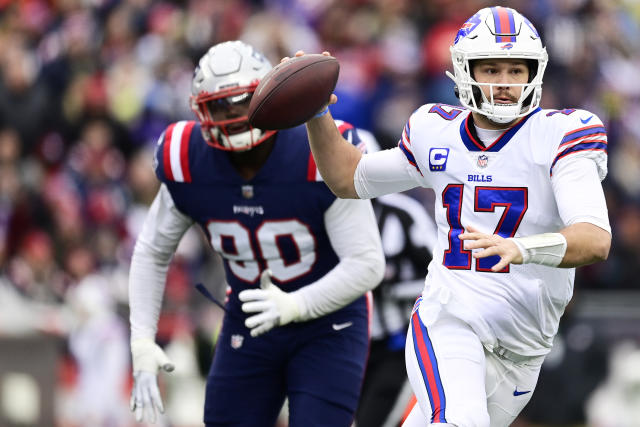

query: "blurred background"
xmin=0 ymin=0 xmax=639 ymax=426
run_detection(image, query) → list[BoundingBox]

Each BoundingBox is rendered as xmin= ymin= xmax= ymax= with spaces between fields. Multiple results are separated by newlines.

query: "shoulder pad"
xmin=549 ymin=109 xmax=608 ymax=180
xmin=154 ymin=121 xmax=197 ymax=183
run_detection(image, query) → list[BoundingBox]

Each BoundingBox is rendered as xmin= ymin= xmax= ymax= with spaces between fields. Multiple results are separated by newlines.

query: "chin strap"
xmin=509 ymin=233 xmax=567 ymax=267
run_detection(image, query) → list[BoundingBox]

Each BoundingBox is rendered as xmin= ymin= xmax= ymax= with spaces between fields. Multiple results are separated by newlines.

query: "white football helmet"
xmin=190 ymin=41 xmax=276 ymax=151
xmin=446 ymin=7 xmax=548 ymax=124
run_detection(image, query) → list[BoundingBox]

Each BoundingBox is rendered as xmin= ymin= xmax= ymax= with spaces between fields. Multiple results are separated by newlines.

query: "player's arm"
xmin=294 ymin=197 xmax=385 ymax=318
xmin=556 ymin=222 xmax=610 ymax=266
xmin=239 ymin=197 xmax=385 ymax=336
xmin=461 ymin=157 xmax=611 ymax=270
xmin=129 ymin=184 xmax=194 ymax=423
xmin=295 ymin=51 xmax=418 ymax=199
xmin=305 ymin=95 xmax=363 ymax=198
xmin=307 ymin=102 xmax=419 ymax=199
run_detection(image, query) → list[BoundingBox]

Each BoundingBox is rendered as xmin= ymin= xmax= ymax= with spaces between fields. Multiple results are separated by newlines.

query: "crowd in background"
xmin=0 ymin=0 xmax=639 ymax=426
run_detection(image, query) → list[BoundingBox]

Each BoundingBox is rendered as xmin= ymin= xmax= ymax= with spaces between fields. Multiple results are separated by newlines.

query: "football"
xmin=248 ymin=54 xmax=339 ymax=130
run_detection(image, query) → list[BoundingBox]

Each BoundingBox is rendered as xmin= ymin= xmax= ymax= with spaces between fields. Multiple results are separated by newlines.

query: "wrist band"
xmin=509 ymin=233 xmax=567 ymax=267
xmin=314 ymin=106 xmax=329 ymax=118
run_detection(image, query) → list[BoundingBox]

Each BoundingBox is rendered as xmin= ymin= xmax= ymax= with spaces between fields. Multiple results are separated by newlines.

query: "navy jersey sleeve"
xmin=153 ymin=121 xmax=198 ymax=184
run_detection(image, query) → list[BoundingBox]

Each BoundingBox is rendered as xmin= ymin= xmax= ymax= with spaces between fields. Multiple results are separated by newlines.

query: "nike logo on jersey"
xmin=332 ymin=321 xmax=353 ymax=331
xmin=580 ymin=115 xmax=594 ymax=124
xmin=513 ymin=387 xmax=531 ymax=396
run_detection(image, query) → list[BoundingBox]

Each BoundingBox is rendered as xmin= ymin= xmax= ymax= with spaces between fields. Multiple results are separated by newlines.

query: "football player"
xmin=128 ymin=41 xmax=385 ymax=427
xmin=298 ymin=6 xmax=611 ymax=427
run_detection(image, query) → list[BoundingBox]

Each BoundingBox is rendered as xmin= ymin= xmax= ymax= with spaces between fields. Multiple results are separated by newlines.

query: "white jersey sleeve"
xmin=549 ymin=109 xmax=610 ymax=232
xmin=551 ymin=157 xmax=611 ymax=232
xmin=354 ymin=109 xmax=429 ymax=199
xmin=292 ymin=197 xmax=385 ymax=320
xmin=354 ymin=148 xmax=421 ymax=199
xmin=129 ymin=184 xmax=194 ymax=341
xmin=550 ymin=109 xmax=608 ymax=180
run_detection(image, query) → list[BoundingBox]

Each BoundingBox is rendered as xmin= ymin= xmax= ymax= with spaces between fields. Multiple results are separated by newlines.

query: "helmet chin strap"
xmin=480 ymin=103 xmax=521 ymax=125
xmin=215 ymin=128 xmax=264 ymax=151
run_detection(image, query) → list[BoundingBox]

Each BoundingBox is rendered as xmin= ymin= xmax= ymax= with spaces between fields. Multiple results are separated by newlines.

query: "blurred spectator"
xmin=0 ymin=35 xmax=54 ymax=156
xmin=586 ymin=341 xmax=640 ymax=427
xmin=65 ymin=273 xmax=130 ymax=427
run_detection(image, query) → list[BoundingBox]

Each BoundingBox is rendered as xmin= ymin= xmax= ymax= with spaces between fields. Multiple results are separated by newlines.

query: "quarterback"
xmin=300 ymin=6 xmax=611 ymax=427
xmin=127 ymin=41 xmax=384 ymax=426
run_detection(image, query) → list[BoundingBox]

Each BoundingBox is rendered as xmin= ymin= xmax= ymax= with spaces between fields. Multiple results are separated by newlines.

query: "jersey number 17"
xmin=442 ymin=185 xmax=527 ymax=273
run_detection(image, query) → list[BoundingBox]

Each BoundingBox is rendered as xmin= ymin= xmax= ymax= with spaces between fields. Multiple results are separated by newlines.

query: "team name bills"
xmin=468 ymin=174 xmax=492 ymax=182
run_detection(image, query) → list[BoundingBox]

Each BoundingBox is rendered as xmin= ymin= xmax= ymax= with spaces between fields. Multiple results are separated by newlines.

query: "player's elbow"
xmin=582 ymin=228 xmax=611 ymax=264
xmin=330 ymin=181 xmax=360 ymax=199
xmin=326 ymin=162 xmax=361 ymax=199
xmin=347 ymin=248 xmax=386 ymax=292
xmin=133 ymin=237 xmax=174 ymax=264
xmin=592 ymin=232 xmax=611 ymax=262
xmin=363 ymin=246 xmax=386 ymax=290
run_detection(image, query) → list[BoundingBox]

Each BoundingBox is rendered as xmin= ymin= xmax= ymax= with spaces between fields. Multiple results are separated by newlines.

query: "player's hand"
xmin=130 ymin=338 xmax=175 ymax=424
xmin=238 ymin=269 xmax=301 ymax=337
xmin=280 ymin=50 xmax=338 ymax=108
xmin=460 ymin=225 xmax=523 ymax=272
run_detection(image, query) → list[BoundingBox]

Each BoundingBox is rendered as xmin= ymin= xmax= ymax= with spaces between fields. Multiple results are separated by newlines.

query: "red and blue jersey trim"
xmin=399 ymin=140 xmax=422 ymax=175
xmin=161 ymin=121 xmax=195 ymax=183
xmin=459 ymin=108 xmax=540 ymax=152
xmin=492 ymin=6 xmax=517 ymax=42
xmin=549 ymin=125 xmax=608 ymax=176
xmin=550 ymin=124 xmax=608 ymax=174
xmin=411 ymin=304 xmax=447 ymax=424
xmin=399 ymin=117 xmax=423 ymax=175
xmin=558 ymin=125 xmax=606 ymax=147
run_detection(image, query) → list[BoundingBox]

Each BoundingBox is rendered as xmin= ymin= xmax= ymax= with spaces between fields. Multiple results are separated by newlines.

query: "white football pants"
xmin=403 ymin=299 xmax=545 ymax=427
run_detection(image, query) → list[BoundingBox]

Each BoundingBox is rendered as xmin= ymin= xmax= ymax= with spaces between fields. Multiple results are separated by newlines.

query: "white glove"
xmin=238 ymin=269 xmax=301 ymax=337
xmin=130 ymin=338 xmax=175 ymax=423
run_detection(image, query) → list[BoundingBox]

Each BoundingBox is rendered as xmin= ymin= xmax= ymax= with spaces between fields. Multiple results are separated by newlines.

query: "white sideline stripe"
xmin=170 ymin=121 xmax=187 ymax=182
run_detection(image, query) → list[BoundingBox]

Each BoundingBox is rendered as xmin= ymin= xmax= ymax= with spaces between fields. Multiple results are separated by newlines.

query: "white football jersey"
xmin=397 ymin=104 xmax=608 ymax=356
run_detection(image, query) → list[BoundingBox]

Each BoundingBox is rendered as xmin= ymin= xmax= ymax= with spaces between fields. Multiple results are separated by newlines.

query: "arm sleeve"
xmin=129 ymin=184 xmax=194 ymax=341
xmin=551 ymin=156 xmax=611 ymax=233
xmin=291 ymin=197 xmax=385 ymax=321
xmin=354 ymin=147 xmax=422 ymax=199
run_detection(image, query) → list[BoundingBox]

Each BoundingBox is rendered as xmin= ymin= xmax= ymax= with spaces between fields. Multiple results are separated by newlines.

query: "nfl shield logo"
xmin=477 ymin=154 xmax=489 ymax=169
xmin=241 ymin=185 xmax=254 ymax=199
xmin=231 ymin=334 xmax=244 ymax=349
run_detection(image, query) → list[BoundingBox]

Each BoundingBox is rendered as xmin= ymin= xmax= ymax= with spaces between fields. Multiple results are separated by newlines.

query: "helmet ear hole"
xmin=468 ymin=59 xmax=477 ymax=80
xmin=526 ymin=59 xmax=537 ymax=83
xmin=471 ymin=86 xmax=483 ymax=107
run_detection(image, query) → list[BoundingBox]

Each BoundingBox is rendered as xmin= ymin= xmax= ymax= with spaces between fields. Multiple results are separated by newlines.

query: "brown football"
xmin=248 ymin=54 xmax=339 ymax=130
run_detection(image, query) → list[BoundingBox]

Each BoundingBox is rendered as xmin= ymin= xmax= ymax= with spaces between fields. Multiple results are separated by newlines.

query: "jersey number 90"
xmin=207 ymin=220 xmax=316 ymax=283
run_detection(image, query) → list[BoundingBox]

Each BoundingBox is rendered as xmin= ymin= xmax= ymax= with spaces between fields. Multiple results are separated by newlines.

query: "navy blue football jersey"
xmin=154 ymin=120 xmax=365 ymax=314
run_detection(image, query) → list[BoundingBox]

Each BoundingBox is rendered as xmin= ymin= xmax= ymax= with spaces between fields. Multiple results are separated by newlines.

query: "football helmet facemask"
xmin=190 ymin=41 xmax=276 ymax=151
xmin=447 ymin=6 xmax=548 ymax=124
